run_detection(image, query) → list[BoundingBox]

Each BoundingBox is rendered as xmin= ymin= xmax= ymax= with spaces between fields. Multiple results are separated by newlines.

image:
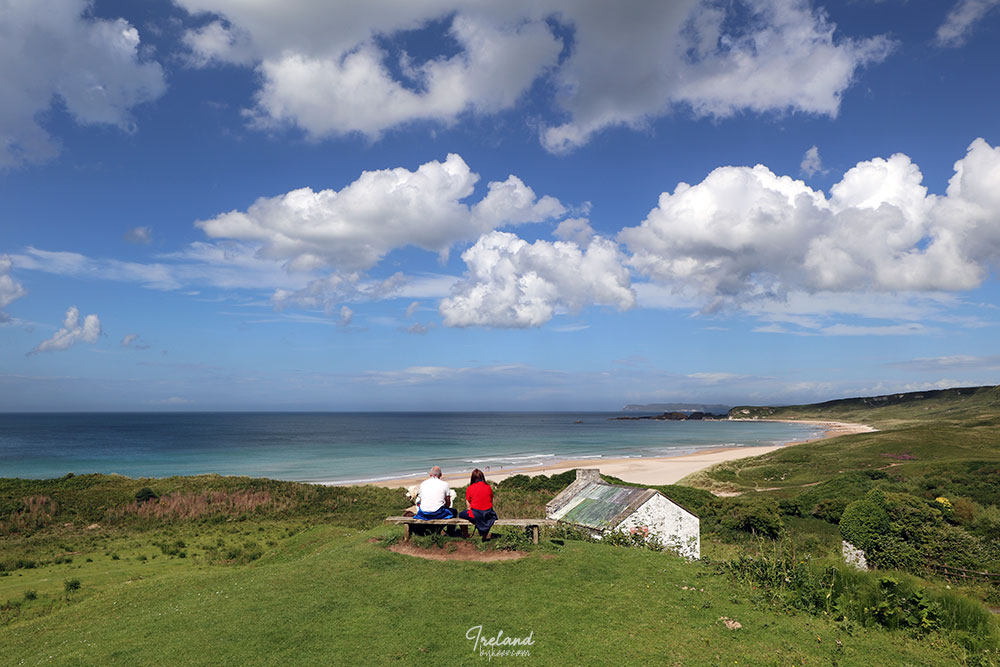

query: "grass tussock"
xmin=0 ymin=495 xmax=58 ymax=534
xmin=111 ymin=490 xmax=284 ymax=521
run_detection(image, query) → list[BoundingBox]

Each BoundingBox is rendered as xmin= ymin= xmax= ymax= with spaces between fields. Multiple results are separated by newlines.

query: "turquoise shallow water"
xmin=0 ymin=412 xmax=824 ymax=484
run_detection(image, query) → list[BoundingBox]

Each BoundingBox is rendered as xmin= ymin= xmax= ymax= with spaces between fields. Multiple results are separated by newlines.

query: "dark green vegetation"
xmin=689 ymin=386 xmax=1000 ymax=573
xmin=2 ymin=386 xmax=1000 ymax=664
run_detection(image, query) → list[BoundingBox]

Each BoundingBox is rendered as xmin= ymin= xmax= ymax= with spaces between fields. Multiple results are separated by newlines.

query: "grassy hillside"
xmin=3 ymin=386 xmax=1000 ymax=664
xmin=685 ymin=385 xmax=1000 ymax=602
xmin=728 ymin=385 xmax=1000 ymax=430
xmin=689 ymin=385 xmax=1000 ymax=497
xmin=0 ymin=522 xmax=987 ymax=665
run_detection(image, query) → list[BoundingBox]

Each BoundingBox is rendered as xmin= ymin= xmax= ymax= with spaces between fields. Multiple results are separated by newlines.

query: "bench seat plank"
xmin=385 ymin=516 xmax=555 ymax=526
xmin=384 ymin=516 xmax=556 ymax=544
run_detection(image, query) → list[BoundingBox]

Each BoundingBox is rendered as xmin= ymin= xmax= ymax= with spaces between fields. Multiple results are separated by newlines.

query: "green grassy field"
xmin=686 ymin=386 xmax=1000 ymax=512
xmin=0 ymin=523 xmax=982 ymax=666
xmin=3 ymin=386 xmax=1000 ymax=665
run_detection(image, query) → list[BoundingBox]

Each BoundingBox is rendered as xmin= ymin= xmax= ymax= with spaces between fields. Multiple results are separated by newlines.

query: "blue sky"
xmin=2 ymin=0 xmax=999 ymax=411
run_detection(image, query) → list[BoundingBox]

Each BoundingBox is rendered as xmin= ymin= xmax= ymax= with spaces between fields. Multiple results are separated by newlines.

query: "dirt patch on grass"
xmin=389 ymin=541 xmax=527 ymax=562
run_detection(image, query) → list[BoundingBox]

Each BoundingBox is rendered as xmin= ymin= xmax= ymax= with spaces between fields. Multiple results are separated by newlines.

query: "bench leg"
xmin=532 ymin=526 xmax=539 ymax=545
xmin=403 ymin=524 xmax=411 ymax=542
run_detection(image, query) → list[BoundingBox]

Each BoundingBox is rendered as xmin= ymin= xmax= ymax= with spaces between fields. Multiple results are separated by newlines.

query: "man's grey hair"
xmin=430 ymin=466 xmax=442 ymax=478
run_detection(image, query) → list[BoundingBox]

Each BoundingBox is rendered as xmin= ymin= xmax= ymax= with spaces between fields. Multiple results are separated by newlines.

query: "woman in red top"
xmin=459 ymin=468 xmax=498 ymax=541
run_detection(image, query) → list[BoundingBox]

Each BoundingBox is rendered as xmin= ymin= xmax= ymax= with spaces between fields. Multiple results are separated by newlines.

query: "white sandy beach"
xmin=362 ymin=419 xmax=875 ymax=489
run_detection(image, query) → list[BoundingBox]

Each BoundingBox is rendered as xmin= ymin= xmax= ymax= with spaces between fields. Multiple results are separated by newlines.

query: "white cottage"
xmin=546 ymin=469 xmax=700 ymax=559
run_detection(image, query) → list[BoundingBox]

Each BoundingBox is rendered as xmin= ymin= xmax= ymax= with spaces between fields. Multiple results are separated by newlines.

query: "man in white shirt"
xmin=414 ymin=466 xmax=456 ymax=520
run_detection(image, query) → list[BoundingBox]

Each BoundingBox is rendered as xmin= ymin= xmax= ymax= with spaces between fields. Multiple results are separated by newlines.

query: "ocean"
xmin=0 ymin=412 xmax=823 ymax=484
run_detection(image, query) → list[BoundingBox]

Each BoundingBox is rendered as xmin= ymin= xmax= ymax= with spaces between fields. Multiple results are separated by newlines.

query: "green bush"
xmin=724 ymin=546 xmax=999 ymax=654
xmin=777 ymin=498 xmax=802 ymax=517
xmin=650 ymin=484 xmax=716 ymax=516
xmin=811 ymin=497 xmax=849 ymax=523
xmin=497 ymin=470 xmax=576 ymax=493
xmin=839 ymin=492 xmax=891 ymax=553
xmin=601 ymin=526 xmax=665 ymax=552
xmin=861 ymin=576 xmax=939 ymax=633
xmin=717 ymin=497 xmax=783 ymax=538
xmin=134 ymin=487 xmax=158 ymax=503
xmin=63 ymin=579 xmax=81 ymax=593
xmin=841 ymin=489 xmax=990 ymax=572
xmin=972 ymin=504 xmax=1000 ymax=541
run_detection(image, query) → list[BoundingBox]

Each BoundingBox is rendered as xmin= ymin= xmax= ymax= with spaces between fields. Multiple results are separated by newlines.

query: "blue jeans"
xmin=414 ymin=506 xmax=456 ymax=520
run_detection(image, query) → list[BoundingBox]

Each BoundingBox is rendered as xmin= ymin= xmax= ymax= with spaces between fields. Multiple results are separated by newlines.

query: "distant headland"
xmin=620 ymin=402 xmax=732 ymax=414
xmin=610 ymin=411 xmax=728 ymax=421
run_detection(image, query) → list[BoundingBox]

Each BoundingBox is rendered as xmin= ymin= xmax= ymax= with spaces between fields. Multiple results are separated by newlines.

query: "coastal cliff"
xmin=609 ymin=411 xmax=728 ymax=421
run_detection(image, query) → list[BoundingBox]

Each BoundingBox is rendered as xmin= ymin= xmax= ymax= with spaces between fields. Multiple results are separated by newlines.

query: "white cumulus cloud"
xmin=440 ymin=231 xmax=634 ymax=328
xmin=554 ymin=217 xmax=596 ymax=245
xmin=0 ymin=0 xmax=166 ymax=167
xmin=541 ymin=0 xmax=892 ymax=152
xmin=173 ymin=0 xmax=891 ymax=152
xmin=30 ymin=306 xmax=102 ymax=355
xmin=620 ymin=138 xmax=1000 ymax=310
xmin=246 ymin=16 xmax=561 ymax=140
xmin=197 ymin=154 xmax=564 ymax=274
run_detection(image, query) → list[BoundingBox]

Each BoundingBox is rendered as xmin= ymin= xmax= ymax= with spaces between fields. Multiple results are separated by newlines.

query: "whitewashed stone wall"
xmin=615 ymin=494 xmax=700 ymax=560
xmin=842 ymin=540 xmax=868 ymax=570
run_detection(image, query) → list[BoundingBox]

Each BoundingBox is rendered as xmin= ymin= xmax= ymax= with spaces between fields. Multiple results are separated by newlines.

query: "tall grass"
xmin=723 ymin=540 xmax=1000 ymax=660
xmin=0 ymin=496 xmax=57 ymax=534
xmin=110 ymin=490 xmax=284 ymax=521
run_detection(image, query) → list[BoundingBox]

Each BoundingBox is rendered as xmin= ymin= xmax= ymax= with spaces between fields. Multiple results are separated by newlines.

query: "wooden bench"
xmin=385 ymin=516 xmax=557 ymax=545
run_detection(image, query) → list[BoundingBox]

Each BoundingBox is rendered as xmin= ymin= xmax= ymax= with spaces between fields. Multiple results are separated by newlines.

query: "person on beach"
xmin=458 ymin=468 xmax=497 ymax=541
xmin=414 ymin=466 xmax=457 ymax=520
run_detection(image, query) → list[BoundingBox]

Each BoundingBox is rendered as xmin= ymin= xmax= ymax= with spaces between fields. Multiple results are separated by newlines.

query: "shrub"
xmin=64 ymin=578 xmax=81 ymax=593
xmin=718 ymin=497 xmax=783 ymax=538
xmin=134 ymin=487 xmax=158 ymax=503
xmin=724 ymin=546 xmax=999 ymax=653
xmin=972 ymin=504 xmax=1000 ymax=541
xmin=811 ymin=497 xmax=849 ymax=523
xmin=777 ymin=498 xmax=802 ymax=517
xmin=497 ymin=470 xmax=577 ymax=493
xmin=839 ymin=492 xmax=891 ymax=552
xmin=933 ymin=497 xmax=954 ymax=520
xmin=861 ymin=576 xmax=939 ymax=633
xmin=602 ymin=526 xmax=665 ymax=552
xmin=22 ymin=590 xmax=36 ymax=601
xmin=841 ymin=489 xmax=990 ymax=572
xmin=0 ymin=559 xmax=37 ymax=573
xmin=951 ymin=497 xmax=976 ymax=525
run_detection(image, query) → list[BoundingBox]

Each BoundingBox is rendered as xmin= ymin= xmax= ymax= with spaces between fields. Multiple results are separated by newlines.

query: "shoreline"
xmin=330 ymin=419 xmax=875 ymax=489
